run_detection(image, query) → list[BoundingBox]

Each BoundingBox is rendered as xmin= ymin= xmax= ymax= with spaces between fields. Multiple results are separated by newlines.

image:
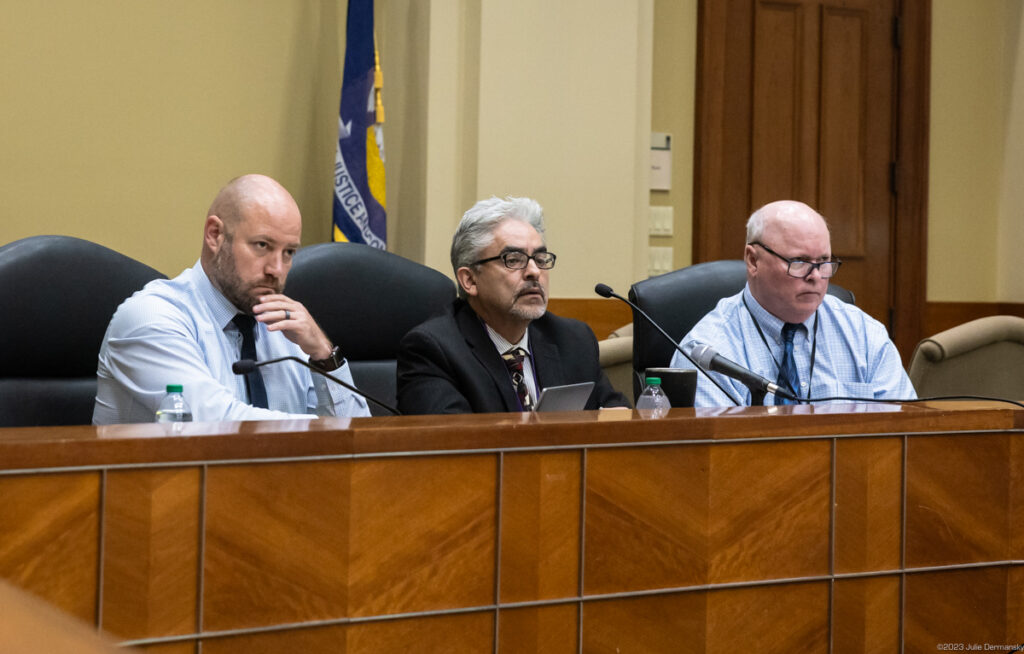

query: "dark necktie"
xmin=775 ymin=323 xmax=801 ymax=406
xmin=231 ymin=314 xmax=269 ymax=409
xmin=501 ymin=347 xmax=534 ymax=412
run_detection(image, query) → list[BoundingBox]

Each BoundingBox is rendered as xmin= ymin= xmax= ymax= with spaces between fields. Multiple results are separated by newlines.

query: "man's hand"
xmin=253 ymin=294 xmax=333 ymax=360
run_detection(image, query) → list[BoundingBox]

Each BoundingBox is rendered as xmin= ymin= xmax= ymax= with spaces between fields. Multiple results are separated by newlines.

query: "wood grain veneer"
xmin=500 ymin=451 xmax=580 ymax=603
xmin=832 ymin=576 xmax=900 ymax=654
xmin=203 ymin=461 xmax=349 ymax=630
xmin=348 ymin=455 xmax=495 ymax=617
xmin=498 ymin=604 xmax=578 ymax=653
xmin=0 ymin=403 xmax=1021 ymax=649
xmin=581 ymin=593 xmax=705 ymax=654
xmin=102 ymin=468 xmax=199 ymax=639
xmin=834 ymin=438 xmax=902 ymax=573
xmin=0 ymin=472 xmax=99 ymax=622
xmin=904 ymin=567 xmax=1024 ymax=651
xmin=906 ymin=434 xmax=1013 ymax=567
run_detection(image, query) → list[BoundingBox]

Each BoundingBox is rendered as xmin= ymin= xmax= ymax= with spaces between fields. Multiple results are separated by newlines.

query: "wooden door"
xmin=695 ymin=0 xmax=901 ymax=329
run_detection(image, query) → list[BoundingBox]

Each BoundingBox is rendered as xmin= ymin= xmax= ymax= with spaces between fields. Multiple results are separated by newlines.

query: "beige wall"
xmin=3 ymin=1 xmax=1023 ymax=305
xmin=1 ymin=1 xmax=344 ymax=276
xmin=930 ymin=0 xmax=1024 ymax=302
xmin=650 ymin=0 xmax=698 ymax=270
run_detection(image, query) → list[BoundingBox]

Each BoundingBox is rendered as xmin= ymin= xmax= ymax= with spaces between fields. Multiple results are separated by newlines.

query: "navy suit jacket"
xmin=397 ymin=300 xmax=629 ymax=415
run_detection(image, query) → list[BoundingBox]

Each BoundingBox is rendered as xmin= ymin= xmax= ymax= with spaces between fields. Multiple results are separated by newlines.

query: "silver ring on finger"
xmin=284 ymin=309 xmax=291 ymax=320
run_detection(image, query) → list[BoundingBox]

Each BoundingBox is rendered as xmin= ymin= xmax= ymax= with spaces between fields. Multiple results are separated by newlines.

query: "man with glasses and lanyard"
xmin=397 ymin=196 xmax=629 ymax=414
xmin=671 ymin=200 xmax=916 ymax=406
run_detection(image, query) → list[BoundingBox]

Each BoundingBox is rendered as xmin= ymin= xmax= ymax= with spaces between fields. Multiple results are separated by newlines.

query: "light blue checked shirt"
xmin=670 ymin=285 xmax=917 ymax=407
xmin=93 ymin=261 xmax=369 ymax=424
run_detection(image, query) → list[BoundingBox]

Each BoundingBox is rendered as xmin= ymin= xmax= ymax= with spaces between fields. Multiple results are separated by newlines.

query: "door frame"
xmin=693 ymin=0 xmax=930 ymax=359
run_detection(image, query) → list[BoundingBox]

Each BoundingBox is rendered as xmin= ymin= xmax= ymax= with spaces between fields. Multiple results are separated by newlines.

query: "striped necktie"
xmin=501 ymin=347 xmax=534 ymax=412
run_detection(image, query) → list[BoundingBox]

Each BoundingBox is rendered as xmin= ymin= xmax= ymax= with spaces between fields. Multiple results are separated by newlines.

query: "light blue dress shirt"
xmin=669 ymin=285 xmax=917 ymax=407
xmin=93 ymin=260 xmax=369 ymax=424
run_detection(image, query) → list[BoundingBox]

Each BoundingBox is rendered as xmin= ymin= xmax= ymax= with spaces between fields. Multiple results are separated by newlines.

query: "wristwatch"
xmin=310 ymin=345 xmax=346 ymax=372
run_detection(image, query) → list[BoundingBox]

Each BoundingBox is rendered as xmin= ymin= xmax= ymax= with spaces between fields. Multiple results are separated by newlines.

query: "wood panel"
xmin=904 ymin=567 xmax=1023 ymax=651
xmin=832 ymin=576 xmax=900 ymax=654
xmin=708 ymin=440 xmax=830 ymax=582
xmin=923 ymin=301 xmax=1024 ymax=339
xmin=347 ymin=612 xmax=493 ymax=653
xmin=751 ymin=1 xmax=808 ymax=203
xmin=348 ymin=455 xmax=496 ymax=617
xmin=500 ymin=451 xmax=580 ymax=603
xmin=584 ymin=446 xmax=709 ymax=594
xmin=202 ymin=625 xmax=346 ymax=654
xmin=906 ymin=435 xmax=1012 ymax=567
xmin=203 ymin=461 xmax=350 ymax=631
xmin=582 ymin=593 xmax=705 ymax=654
xmin=545 ymin=298 xmax=631 ymax=340
xmin=498 ymin=604 xmax=578 ymax=653
xmin=0 ymin=472 xmax=99 ymax=623
xmin=135 ymin=643 xmax=195 ymax=654
xmin=706 ymin=582 xmax=829 ymax=653
xmin=102 ymin=468 xmax=199 ymax=639
xmin=834 ymin=438 xmax=902 ymax=573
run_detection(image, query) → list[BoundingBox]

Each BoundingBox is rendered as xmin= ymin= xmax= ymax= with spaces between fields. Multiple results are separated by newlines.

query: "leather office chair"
xmin=908 ymin=315 xmax=1024 ymax=400
xmin=0 ymin=235 xmax=165 ymax=426
xmin=627 ymin=259 xmax=855 ymax=400
xmin=285 ymin=243 xmax=456 ymax=416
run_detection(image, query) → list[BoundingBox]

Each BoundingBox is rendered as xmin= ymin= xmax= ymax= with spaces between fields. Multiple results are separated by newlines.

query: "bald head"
xmin=206 ymin=174 xmax=300 ymax=235
xmin=200 ymin=174 xmax=303 ymax=313
xmin=744 ymin=200 xmax=832 ymax=324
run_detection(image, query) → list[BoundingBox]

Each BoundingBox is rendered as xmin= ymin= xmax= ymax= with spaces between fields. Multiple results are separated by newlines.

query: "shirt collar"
xmin=743 ymin=284 xmax=814 ymax=343
xmin=484 ymin=322 xmax=530 ymax=356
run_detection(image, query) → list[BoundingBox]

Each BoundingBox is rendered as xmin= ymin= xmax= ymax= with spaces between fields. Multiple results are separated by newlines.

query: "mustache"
xmin=515 ymin=282 xmax=546 ymax=300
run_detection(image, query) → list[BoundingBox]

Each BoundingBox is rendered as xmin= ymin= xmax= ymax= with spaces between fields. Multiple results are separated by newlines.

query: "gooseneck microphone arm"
xmin=232 ymin=356 xmax=401 ymax=415
xmin=594 ymin=283 xmax=742 ymax=406
xmin=689 ymin=343 xmax=799 ymax=403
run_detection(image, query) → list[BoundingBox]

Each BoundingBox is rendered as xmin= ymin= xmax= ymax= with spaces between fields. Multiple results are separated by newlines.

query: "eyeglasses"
xmin=472 ymin=250 xmax=557 ymax=270
xmin=750 ymin=242 xmax=842 ymax=278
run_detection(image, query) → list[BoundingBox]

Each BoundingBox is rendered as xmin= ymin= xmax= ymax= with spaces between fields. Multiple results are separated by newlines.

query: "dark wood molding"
xmin=923 ymin=301 xmax=1024 ymax=339
xmin=891 ymin=0 xmax=931 ymax=361
xmin=547 ymin=299 xmax=632 ymax=340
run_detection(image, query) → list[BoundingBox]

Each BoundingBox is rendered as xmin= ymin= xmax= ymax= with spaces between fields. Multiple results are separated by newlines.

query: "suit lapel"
xmin=530 ymin=320 xmax=564 ymax=392
xmin=455 ymin=303 xmax=519 ymax=412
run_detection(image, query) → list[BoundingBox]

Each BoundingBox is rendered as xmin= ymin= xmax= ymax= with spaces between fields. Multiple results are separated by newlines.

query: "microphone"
xmin=594 ymin=283 xmax=742 ymax=406
xmin=232 ymin=356 xmax=401 ymax=415
xmin=689 ymin=343 xmax=799 ymax=402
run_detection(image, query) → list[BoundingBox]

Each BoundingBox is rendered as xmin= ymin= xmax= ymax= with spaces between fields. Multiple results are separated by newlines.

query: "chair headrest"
xmin=0 ymin=235 xmax=166 ymax=376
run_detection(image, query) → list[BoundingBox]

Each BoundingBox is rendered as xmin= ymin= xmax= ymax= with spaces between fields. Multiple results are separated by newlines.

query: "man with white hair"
xmin=397 ymin=196 xmax=629 ymax=414
xmin=671 ymin=200 xmax=916 ymax=406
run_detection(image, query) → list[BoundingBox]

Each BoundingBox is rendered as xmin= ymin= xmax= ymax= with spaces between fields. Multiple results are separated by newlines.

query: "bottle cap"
xmin=166 ymin=384 xmax=184 ymax=393
xmin=644 ymin=377 xmax=661 ymax=385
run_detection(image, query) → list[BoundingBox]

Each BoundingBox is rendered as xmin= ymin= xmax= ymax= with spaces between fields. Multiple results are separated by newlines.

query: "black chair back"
xmin=285 ymin=243 xmax=456 ymax=415
xmin=627 ymin=259 xmax=855 ymax=400
xmin=0 ymin=235 xmax=165 ymax=426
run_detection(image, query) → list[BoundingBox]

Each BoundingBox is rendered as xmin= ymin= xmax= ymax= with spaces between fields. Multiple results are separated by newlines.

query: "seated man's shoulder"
xmin=108 ymin=276 xmax=199 ymax=335
xmin=534 ymin=310 xmax=595 ymax=339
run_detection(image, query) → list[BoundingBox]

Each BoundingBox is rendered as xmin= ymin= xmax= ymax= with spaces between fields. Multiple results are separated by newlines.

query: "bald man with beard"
xmin=93 ymin=174 xmax=369 ymax=424
xmin=670 ymin=200 xmax=916 ymax=407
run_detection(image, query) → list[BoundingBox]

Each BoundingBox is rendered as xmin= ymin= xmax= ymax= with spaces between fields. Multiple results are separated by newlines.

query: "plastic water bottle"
xmin=636 ymin=377 xmax=671 ymax=419
xmin=155 ymin=384 xmax=193 ymax=423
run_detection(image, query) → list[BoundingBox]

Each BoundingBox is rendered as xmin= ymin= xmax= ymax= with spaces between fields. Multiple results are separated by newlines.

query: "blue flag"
xmin=333 ymin=0 xmax=386 ymax=248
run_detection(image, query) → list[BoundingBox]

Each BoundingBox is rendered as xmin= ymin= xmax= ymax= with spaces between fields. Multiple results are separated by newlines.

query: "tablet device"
xmin=535 ymin=381 xmax=596 ymax=412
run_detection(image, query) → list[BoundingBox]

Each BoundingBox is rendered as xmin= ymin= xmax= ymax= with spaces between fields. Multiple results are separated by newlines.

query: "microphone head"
xmin=594 ymin=283 xmax=614 ymax=298
xmin=688 ymin=343 xmax=716 ymax=369
xmin=232 ymin=359 xmax=257 ymax=374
